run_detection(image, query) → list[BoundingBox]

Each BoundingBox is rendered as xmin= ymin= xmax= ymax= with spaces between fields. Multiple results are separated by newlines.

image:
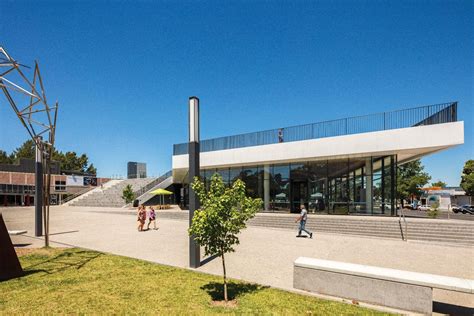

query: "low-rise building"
xmin=0 ymin=158 xmax=109 ymax=206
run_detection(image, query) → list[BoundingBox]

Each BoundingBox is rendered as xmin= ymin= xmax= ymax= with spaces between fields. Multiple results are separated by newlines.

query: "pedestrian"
xmin=278 ymin=128 xmax=284 ymax=143
xmin=295 ymin=204 xmax=313 ymax=238
xmin=137 ymin=205 xmax=146 ymax=231
xmin=147 ymin=206 xmax=157 ymax=230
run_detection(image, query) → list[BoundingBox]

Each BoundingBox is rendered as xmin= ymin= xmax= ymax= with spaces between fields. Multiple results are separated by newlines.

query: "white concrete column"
xmin=264 ymin=165 xmax=270 ymax=211
xmin=365 ymin=158 xmax=372 ymax=212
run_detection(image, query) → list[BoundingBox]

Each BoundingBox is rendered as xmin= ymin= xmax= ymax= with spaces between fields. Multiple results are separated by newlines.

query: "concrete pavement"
xmin=3 ymin=206 xmax=473 ymax=314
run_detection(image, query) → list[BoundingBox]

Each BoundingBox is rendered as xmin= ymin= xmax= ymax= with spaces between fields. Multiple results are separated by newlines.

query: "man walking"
xmin=295 ymin=204 xmax=313 ymax=238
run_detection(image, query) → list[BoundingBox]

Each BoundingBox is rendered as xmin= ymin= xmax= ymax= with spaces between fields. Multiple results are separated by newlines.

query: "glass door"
xmin=291 ymin=181 xmax=308 ymax=212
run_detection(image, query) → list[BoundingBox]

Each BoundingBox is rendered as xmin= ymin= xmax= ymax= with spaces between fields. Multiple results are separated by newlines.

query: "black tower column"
xmin=34 ymin=137 xmax=43 ymax=237
xmin=188 ymin=96 xmax=200 ymax=268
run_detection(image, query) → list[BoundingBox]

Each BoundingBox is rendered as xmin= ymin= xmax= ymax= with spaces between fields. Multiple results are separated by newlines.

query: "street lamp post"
xmin=188 ymin=96 xmax=200 ymax=268
xmin=34 ymin=137 xmax=43 ymax=237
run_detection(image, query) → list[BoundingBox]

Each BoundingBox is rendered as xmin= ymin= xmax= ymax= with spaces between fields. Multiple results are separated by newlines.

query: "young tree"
xmin=431 ymin=180 xmax=447 ymax=188
xmin=428 ymin=201 xmax=440 ymax=219
xmin=397 ymin=160 xmax=431 ymax=206
xmin=189 ymin=173 xmax=262 ymax=302
xmin=460 ymin=160 xmax=474 ymax=196
xmin=122 ymin=184 xmax=135 ymax=204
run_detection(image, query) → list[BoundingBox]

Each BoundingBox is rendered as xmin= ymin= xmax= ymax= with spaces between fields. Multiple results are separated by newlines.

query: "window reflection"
xmin=271 ymin=164 xmax=290 ymax=211
xmin=196 ymin=155 xmax=395 ymax=215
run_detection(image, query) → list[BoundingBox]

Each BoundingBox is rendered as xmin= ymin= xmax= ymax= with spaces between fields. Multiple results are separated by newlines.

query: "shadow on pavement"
xmin=200 ymin=254 xmax=219 ymax=267
xmin=49 ymin=230 xmax=79 ymax=236
xmin=201 ymin=282 xmax=268 ymax=301
xmin=13 ymin=243 xmax=32 ymax=247
xmin=433 ymin=301 xmax=474 ymax=316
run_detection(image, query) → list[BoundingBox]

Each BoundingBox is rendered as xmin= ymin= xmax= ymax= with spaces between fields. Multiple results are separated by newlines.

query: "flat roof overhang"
xmin=172 ymin=121 xmax=464 ymax=182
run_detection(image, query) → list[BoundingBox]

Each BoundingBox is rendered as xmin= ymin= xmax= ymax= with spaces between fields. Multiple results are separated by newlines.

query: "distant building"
xmin=422 ymin=187 xmax=472 ymax=208
xmin=127 ymin=162 xmax=147 ymax=179
xmin=0 ymin=158 xmax=108 ymax=206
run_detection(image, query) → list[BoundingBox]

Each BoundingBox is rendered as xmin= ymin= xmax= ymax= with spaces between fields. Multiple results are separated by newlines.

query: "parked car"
xmin=452 ymin=205 xmax=474 ymax=214
xmin=417 ymin=205 xmax=431 ymax=211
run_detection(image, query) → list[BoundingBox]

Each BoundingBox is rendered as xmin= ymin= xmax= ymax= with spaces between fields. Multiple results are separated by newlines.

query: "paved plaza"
xmin=3 ymin=206 xmax=474 ymax=313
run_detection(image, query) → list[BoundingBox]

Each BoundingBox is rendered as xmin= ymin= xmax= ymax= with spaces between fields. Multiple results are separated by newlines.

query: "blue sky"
xmin=0 ymin=0 xmax=472 ymax=185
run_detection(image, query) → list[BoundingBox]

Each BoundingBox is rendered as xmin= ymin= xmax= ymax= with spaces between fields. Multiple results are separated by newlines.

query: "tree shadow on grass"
xmin=201 ymin=282 xmax=268 ymax=301
xmin=24 ymin=250 xmax=103 ymax=275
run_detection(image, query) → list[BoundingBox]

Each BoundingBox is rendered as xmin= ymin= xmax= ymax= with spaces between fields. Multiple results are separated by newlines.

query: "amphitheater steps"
xmin=70 ymin=178 xmax=157 ymax=207
xmin=153 ymin=211 xmax=473 ymax=245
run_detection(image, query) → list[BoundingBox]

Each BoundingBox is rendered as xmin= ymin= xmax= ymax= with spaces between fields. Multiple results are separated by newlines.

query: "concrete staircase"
xmin=247 ymin=215 xmax=474 ymax=245
xmin=63 ymin=180 xmax=121 ymax=206
xmin=155 ymin=211 xmax=474 ymax=245
xmin=136 ymin=172 xmax=173 ymax=205
xmin=69 ymin=178 xmax=157 ymax=208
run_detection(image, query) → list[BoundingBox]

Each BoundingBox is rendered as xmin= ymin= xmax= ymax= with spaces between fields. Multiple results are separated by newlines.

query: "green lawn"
xmin=1 ymin=248 xmax=390 ymax=315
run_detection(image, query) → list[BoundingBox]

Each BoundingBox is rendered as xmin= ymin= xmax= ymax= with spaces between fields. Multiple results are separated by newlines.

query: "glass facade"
xmin=198 ymin=155 xmax=397 ymax=215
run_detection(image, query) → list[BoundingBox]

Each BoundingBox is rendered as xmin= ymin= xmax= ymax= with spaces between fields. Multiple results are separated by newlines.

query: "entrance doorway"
xmin=291 ymin=181 xmax=308 ymax=212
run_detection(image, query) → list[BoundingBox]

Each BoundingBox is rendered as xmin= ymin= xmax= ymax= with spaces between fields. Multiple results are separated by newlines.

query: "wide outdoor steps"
xmin=70 ymin=178 xmax=157 ymax=207
xmin=155 ymin=211 xmax=473 ymax=245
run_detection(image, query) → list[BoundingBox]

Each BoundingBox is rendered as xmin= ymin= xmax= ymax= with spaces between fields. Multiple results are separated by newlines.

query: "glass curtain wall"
xmin=271 ymin=164 xmax=290 ymax=211
xmin=197 ymin=155 xmax=396 ymax=215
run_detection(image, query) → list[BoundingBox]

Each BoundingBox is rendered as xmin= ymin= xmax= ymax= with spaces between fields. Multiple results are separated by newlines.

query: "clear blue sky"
xmin=0 ymin=1 xmax=472 ymax=185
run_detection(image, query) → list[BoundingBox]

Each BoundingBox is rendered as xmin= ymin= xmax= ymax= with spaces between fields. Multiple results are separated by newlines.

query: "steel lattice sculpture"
xmin=0 ymin=46 xmax=59 ymax=247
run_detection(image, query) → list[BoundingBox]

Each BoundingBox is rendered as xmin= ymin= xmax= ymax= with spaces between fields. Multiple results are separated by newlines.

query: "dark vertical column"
xmin=353 ymin=169 xmax=356 ymax=213
xmin=346 ymin=159 xmax=349 ymax=214
xmin=34 ymin=138 xmax=43 ymax=237
xmin=381 ymin=157 xmax=385 ymax=214
xmin=391 ymin=155 xmax=396 ymax=216
xmin=188 ymin=96 xmax=200 ymax=268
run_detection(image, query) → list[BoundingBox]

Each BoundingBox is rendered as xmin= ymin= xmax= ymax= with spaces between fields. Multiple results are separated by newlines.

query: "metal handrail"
xmin=132 ymin=170 xmax=172 ymax=199
xmin=399 ymin=207 xmax=408 ymax=241
xmin=173 ymin=101 xmax=457 ymax=155
xmin=60 ymin=186 xmax=96 ymax=204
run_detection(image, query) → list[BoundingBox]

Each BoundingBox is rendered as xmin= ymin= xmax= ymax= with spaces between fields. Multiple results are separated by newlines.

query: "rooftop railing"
xmin=173 ymin=101 xmax=457 ymax=155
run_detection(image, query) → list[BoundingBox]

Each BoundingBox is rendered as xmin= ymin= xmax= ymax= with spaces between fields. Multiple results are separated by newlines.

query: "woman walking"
xmin=137 ymin=205 xmax=146 ymax=232
xmin=147 ymin=206 xmax=157 ymax=230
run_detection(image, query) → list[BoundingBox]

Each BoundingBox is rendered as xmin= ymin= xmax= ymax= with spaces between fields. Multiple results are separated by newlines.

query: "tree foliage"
xmin=431 ymin=180 xmax=447 ymax=188
xmin=0 ymin=150 xmax=12 ymax=164
xmin=121 ymin=184 xmax=135 ymax=204
xmin=428 ymin=201 xmax=440 ymax=219
xmin=189 ymin=173 xmax=262 ymax=302
xmin=12 ymin=139 xmax=36 ymax=160
xmin=52 ymin=151 xmax=96 ymax=175
xmin=460 ymin=160 xmax=474 ymax=196
xmin=1 ymin=139 xmax=97 ymax=175
xmin=397 ymin=160 xmax=431 ymax=204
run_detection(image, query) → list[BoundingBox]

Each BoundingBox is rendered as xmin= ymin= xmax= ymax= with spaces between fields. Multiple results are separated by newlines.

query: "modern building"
xmin=127 ymin=162 xmax=147 ymax=179
xmin=171 ymin=102 xmax=464 ymax=215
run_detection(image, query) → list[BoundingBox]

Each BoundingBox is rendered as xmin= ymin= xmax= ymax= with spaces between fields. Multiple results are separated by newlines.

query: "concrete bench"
xmin=8 ymin=230 xmax=27 ymax=236
xmin=294 ymin=257 xmax=473 ymax=314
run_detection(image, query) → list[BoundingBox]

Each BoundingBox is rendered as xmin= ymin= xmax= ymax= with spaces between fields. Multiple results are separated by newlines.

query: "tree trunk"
xmin=221 ymin=252 xmax=227 ymax=302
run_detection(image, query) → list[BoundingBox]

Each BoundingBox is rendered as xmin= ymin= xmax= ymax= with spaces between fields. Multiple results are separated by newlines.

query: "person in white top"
xmin=295 ymin=204 xmax=313 ymax=238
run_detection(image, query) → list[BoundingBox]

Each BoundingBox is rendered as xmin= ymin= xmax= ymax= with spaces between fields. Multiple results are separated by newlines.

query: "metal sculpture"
xmin=0 ymin=213 xmax=23 ymax=280
xmin=0 ymin=46 xmax=59 ymax=247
